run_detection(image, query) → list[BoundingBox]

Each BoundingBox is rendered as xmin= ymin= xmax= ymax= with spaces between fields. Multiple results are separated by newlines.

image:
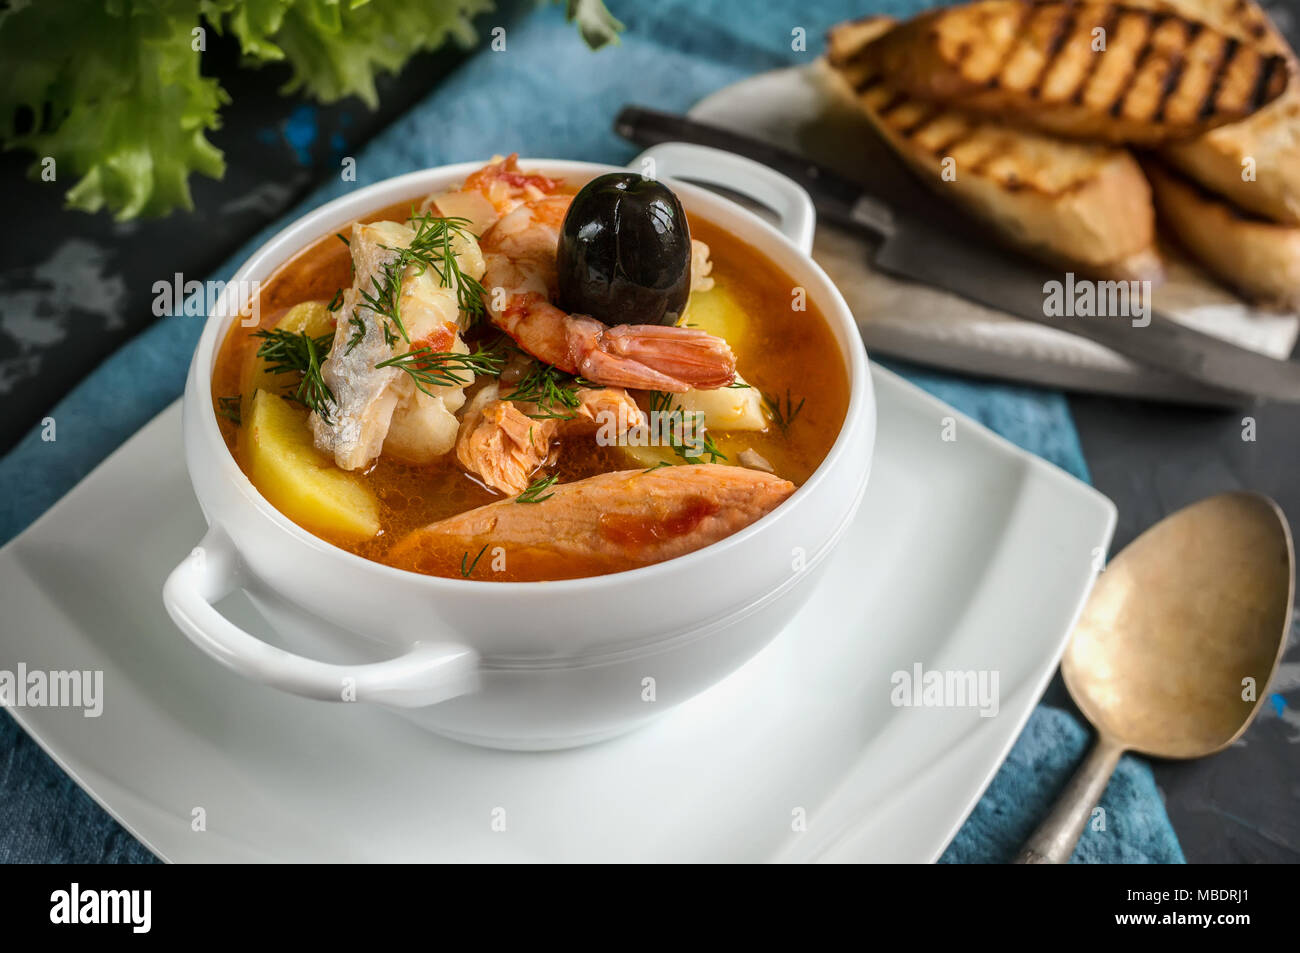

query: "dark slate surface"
xmin=2 ymin=1 xmax=1297 ymax=864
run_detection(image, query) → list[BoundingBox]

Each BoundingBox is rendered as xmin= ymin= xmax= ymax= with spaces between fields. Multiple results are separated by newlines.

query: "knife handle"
xmin=631 ymin=142 xmax=816 ymax=254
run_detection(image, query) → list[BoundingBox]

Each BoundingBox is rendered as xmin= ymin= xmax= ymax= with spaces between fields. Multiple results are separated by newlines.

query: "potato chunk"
xmin=244 ymin=389 xmax=380 ymax=541
xmin=681 ymin=285 xmax=747 ymax=347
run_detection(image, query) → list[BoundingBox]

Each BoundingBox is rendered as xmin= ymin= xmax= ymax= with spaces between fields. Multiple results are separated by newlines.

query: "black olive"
xmin=557 ymin=172 xmax=692 ymax=327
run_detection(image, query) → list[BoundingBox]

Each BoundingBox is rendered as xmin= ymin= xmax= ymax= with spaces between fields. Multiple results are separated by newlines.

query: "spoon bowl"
xmin=1065 ymin=491 xmax=1294 ymax=759
xmin=1016 ymin=491 xmax=1293 ymax=863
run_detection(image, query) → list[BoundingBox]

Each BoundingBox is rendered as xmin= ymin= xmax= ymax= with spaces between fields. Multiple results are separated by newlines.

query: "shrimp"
xmin=424 ymin=154 xmax=562 ymax=236
xmin=456 ymin=382 xmax=645 ymax=495
xmin=389 ymin=465 xmax=796 ymax=580
xmin=479 ymin=195 xmax=736 ymax=392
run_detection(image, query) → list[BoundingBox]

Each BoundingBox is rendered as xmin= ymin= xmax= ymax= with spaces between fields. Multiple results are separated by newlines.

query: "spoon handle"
xmin=1013 ymin=736 xmax=1125 ymax=864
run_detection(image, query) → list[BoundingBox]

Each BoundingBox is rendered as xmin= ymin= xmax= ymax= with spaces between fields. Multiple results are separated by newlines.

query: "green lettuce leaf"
xmin=0 ymin=0 xmax=227 ymax=220
xmin=265 ymin=0 xmax=490 ymax=107
xmin=202 ymin=0 xmax=492 ymax=107
xmin=0 ymin=0 xmax=623 ymax=220
xmin=566 ymin=0 xmax=623 ymax=50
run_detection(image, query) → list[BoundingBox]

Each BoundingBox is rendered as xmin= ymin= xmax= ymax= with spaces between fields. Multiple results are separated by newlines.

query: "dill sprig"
xmin=515 ymin=473 xmax=559 ymax=504
xmin=460 ymin=543 xmax=489 ymax=578
xmin=346 ymin=313 xmax=366 ymax=354
xmin=327 ymin=287 xmax=344 ymax=312
xmin=645 ymin=391 xmax=726 ymax=465
xmin=503 ymin=363 xmax=591 ymax=420
xmin=357 ymin=258 xmax=406 ymax=342
xmin=764 ymin=388 xmax=805 ymax=433
xmin=647 ymin=389 xmax=677 ymax=415
xmin=405 ymin=212 xmax=489 ymax=321
xmin=251 ymin=328 xmax=336 ymax=421
xmin=216 ymin=395 xmax=242 ymax=426
xmin=376 ymin=345 xmax=503 ymax=397
xmin=673 ymin=431 xmax=727 ymax=465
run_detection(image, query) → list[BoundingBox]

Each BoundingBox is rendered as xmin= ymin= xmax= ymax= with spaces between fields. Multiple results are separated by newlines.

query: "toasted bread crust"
xmin=1145 ymin=0 xmax=1300 ymax=225
xmin=845 ymin=1 xmax=1288 ymax=146
xmin=1122 ymin=0 xmax=1292 ymax=56
xmin=1161 ymin=94 xmax=1300 ymax=225
xmin=826 ymin=16 xmax=1161 ymax=280
xmin=1146 ymin=159 xmax=1300 ymax=308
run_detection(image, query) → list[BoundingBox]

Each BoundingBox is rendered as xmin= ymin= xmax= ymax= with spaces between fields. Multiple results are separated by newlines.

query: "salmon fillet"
xmin=455 ymin=383 xmax=645 ymax=495
xmin=389 ymin=465 xmax=796 ymax=581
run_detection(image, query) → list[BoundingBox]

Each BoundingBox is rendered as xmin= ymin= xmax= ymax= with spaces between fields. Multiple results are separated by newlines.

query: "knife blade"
xmin=615 ymin=105 xmax=1300 ymax=404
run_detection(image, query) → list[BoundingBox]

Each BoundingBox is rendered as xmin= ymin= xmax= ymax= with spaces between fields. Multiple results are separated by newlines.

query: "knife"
xmin=615 ymin=105 xmax=1300 ymax=404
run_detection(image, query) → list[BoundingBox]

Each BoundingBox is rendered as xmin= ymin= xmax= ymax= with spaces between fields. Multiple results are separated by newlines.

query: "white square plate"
xmin=0 ymin=365 xmax=1114 ymax=862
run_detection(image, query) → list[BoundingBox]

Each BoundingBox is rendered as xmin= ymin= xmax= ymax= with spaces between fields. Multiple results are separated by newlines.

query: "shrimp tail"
xmin=590 ymin=324 xmax=736 ymax=392
xmin=575 ymin=351 xmax=694 ymax=392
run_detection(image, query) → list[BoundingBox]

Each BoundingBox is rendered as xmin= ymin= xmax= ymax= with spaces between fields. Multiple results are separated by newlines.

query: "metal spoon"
xmin=1014 ymin=491 xmax=1294 ymax=864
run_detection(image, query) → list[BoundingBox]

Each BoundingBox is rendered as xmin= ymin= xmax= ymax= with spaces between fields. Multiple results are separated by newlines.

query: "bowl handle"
xmin=629 ymin=142 xmax=816 ymax=255
xmin=162 ymin=527 xmax=479 ymax=709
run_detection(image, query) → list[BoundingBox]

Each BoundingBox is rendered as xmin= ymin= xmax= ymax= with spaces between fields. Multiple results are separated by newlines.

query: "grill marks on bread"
xmin=825 ymin=14 xmax=1162 ymax=279
xmin=839 ymin=1 xmax=1288 ymax=145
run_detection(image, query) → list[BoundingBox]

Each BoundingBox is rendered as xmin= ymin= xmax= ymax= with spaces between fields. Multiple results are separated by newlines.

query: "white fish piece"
xmin=384 ymin=336 xmax=470 ymax=465
xmin=311 ymin=219 xmax=481 ymax=471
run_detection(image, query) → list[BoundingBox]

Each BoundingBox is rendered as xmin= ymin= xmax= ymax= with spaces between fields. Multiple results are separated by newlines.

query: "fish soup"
xmin=211 ymin=157 xmax=849 ymax=581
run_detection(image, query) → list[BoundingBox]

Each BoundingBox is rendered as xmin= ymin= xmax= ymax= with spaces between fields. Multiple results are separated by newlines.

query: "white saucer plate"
xmin=0 ymin=365 xmax=1113 ymax=862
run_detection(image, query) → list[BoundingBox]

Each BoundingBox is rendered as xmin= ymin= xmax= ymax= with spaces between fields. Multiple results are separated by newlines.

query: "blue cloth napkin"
xmin=0 ymin=0 xmax=1183 ymax=863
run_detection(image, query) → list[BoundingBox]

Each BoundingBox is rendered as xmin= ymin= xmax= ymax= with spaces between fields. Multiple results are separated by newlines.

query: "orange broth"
xmin=210 ymin=197 xmax=850 ymax=579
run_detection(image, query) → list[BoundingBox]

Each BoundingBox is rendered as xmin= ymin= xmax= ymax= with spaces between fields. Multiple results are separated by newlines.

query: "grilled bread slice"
xmin=850 ymin=0 xmax=1288 ymax=146
xmin=1124 ymin=0 xmax=1292 ymax=56
xmin=1145 ymin=160 xmax=1300 ymax=308
xmin=826 ymin=15 xmax=1162 ymax=280
xmin=1146 ymin=0 xmax=1300 ymax=225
